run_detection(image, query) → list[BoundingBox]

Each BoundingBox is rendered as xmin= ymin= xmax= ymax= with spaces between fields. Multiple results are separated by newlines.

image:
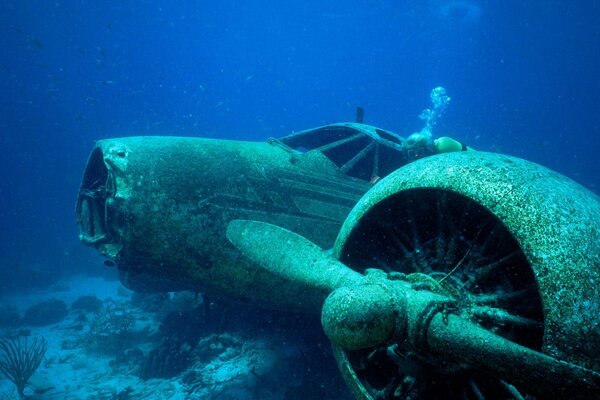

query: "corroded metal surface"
xmin=335 ymin=151 xmax=600 ymax=372
xmin=226 ymin=216 xmax=599 ymax=398
xmin=77 ymin=138 xmax=600 ymax=398
xmin=76 ymin=136 xmax=369 ymax=310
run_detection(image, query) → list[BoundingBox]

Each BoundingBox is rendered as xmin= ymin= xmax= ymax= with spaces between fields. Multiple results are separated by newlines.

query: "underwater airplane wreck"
xmin=75 ymin=119 xmax=600 ymax=399
xmin=75 ymin=86 xmax=599 ymax=399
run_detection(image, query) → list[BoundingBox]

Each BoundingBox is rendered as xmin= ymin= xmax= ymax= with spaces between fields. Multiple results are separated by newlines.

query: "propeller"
xmin=226 ymin=219 xmax=363 ymax=295
xmin=226 ymin=219 xmax=600 ymax=399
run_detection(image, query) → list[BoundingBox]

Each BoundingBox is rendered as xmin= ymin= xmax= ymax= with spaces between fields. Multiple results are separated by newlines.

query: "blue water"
xmin=1 ymin=0 xmax=599 ymax=279
xmin=0 ymin=1 xmax=599 ymax=397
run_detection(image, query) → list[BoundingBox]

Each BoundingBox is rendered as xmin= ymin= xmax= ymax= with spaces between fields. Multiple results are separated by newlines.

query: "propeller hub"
xmin=322 ymin=283 xmax=404 ymax=349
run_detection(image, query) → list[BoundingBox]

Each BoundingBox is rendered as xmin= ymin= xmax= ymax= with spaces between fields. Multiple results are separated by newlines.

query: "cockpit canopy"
xmin=268 ymin=123 xmax=408 ymax=181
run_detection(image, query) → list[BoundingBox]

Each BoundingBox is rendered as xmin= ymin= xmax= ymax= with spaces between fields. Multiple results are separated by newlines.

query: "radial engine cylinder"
xmin=333 ymin=151 xmax=600 ymax=398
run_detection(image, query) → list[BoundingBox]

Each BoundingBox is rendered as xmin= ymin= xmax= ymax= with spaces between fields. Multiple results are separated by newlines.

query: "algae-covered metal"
xmin=76 ymin=123 xmax=409 ymax=310
xmin=75 ymin=135 xmax=368 ymax=310
xmin=226 ymin=151 xmax=600 ymax=399
xmin=332 ymin=151 xmax=600 ymax=398
xmin=77 ymin=125 xmax=600 ymax=398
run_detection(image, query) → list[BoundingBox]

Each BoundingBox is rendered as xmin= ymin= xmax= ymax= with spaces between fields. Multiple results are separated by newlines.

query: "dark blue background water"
xmin=1 ymin=0 xmax=599 ymax=290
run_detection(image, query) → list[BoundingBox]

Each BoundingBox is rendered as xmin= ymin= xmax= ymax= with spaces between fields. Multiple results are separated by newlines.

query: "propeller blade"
xmin=226 ymin=219 xmax=363 ymax=295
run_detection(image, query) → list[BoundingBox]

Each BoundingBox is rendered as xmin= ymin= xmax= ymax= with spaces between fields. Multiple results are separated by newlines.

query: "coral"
xmin=137 ymin=301 xmax=216 ymax=380
xmin=84 ymin=301 xmax=135 ymax=354
xmin=0 ymin=336 xmax=47 ymax=400
xmin=139 ymin=337 xmax=193 ymax=379
xmin=183 ymin=334 xmax=285 ymax=399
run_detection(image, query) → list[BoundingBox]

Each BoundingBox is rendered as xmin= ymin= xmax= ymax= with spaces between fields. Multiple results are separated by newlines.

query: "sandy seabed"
xmin=0 ymin=276 xmax=350 ymax=400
